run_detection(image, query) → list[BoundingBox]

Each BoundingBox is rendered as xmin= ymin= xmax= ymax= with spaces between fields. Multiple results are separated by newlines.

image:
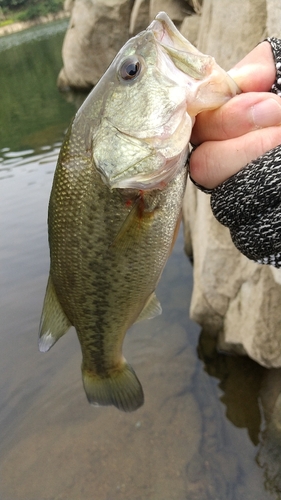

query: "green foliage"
xmin=0 ymin=0 xmax=28 ymax=8
xmin=17 ymin=6 xmax=41 ymax=21
xmin=0 ymin=0 xmax=64 ymax=21
xmin=17 ymin=1 xmax=63 ymax=21
xmin=0 ymin=17 xmax=13 ymax=26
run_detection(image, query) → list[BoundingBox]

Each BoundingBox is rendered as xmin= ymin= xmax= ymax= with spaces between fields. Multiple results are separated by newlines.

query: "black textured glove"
xmin=193 ymin=38 xmax=281 ymax=267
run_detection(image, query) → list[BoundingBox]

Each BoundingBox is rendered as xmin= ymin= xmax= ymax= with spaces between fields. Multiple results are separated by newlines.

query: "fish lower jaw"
xmin=106 ymin=151 xmax=188 ymax=191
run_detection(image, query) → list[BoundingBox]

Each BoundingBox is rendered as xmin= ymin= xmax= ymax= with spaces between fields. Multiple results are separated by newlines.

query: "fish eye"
xmin=119 ymin=56 xmax=142 ymax=81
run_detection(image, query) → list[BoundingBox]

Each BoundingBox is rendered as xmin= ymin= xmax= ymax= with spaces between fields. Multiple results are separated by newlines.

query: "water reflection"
xmin=198 ymin=331 xmax=281 ymax=499
xmin=258 ymin=368 xmax=281 ymax=497
xmin=0 ymin=19 xmax=75 ymax=153
xmin=1 ymin=17 xmax=281 ymax=500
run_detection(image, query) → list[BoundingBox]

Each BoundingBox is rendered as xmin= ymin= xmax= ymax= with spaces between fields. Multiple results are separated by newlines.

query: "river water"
xmin=0 ymin=19 xmax=280 ymax=500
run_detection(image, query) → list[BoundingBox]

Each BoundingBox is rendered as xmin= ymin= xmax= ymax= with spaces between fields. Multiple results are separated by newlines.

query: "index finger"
xmin=228 ymin=41 xmax=276 ymax=92
xmin=191 ymin=42 xmax=279 ymax=145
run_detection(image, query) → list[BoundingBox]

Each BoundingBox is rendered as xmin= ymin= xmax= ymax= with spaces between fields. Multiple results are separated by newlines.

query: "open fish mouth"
xmin=150 ymin=11 xmax=240 ymax=110
xmin=150 ymin=11 xmax=206 ymax=64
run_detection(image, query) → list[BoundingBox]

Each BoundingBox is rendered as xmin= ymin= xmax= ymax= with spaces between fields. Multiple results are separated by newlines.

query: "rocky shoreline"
xmin=0 ymin=10 xmax=70 ymax=37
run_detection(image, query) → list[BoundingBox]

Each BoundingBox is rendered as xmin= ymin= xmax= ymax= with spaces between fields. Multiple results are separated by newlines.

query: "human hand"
xmin=189 ymin=41 xmax=281 ymax=189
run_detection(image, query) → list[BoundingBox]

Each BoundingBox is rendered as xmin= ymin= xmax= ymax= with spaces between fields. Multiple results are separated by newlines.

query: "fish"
xmin=39 ymin=11 xmax=240 ymax=412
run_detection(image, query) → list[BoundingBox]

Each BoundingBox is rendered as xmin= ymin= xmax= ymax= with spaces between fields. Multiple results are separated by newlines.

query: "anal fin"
xmin=38 ymin=275 xmax=71 ymax=352
xmin=135 ymin=292 xmax=162 ymax=323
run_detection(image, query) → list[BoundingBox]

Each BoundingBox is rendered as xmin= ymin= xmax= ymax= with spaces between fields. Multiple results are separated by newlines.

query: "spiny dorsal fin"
xmin=38 ymin=275 xmax=71 ymax=352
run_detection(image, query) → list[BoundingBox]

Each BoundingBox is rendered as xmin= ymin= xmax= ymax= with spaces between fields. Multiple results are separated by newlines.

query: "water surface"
xmin=1 ymin=20 xmax=281 ymax=500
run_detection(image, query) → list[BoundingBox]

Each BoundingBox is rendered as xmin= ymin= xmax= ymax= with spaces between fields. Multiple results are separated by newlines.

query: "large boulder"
xmin=182 ymin=0 xmax=281 ymax=368
xmin=149 ymin=0 xmax=189 ymax=23
xmin=57 ymin=0 xmax=196 ymax=90
xmin=57 ymin=0 xmax=133 ymax=90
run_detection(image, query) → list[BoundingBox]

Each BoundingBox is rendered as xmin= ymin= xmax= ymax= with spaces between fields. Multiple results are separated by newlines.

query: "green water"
xmin=0 ymin=19 xmax=281 ymax=500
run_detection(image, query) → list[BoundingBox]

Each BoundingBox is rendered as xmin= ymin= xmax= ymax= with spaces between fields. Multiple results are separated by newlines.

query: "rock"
xmin=183 ymin=183 xmax=259 ymax=340
xmin=257 ymin=368 xmax=281 ymax=493
xmin=57 ymin=0 xmax=197 ymax=90
xmin=266 ymin=0 xmax=281 ymax=38
xmin=149 ymin=0 xmax=191 ymax=23
xmin=222 ymin=266 xmax=281 ymax=366
xmin=129 ymin=0 xmax=150 ymax=35
xmin=182 ymin=0 xmax=281 ymax=368
xmin=64 ymin=0 xmax=75 ymax=13
xmin=57 ymin=0 xmax=132 ymax=91
xmin=180 ymin=14 xmax=201 ymax=46
xmin=196 ymin=0 xmax=267 ymax=68
xmin=185 ymin=0 xmax=202 ymax=14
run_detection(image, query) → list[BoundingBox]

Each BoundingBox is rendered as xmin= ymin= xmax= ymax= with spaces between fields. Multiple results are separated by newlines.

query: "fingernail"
xmin=251 ymin=98 xmax=281 ymax=128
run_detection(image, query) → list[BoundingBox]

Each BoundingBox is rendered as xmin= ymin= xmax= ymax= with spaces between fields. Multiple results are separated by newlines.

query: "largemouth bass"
xmin=39 ymin=12 xmax=239 ymax=412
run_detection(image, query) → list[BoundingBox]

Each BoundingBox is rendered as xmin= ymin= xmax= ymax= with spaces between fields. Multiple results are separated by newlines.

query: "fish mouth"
xmin=149 ymin=11 xmax=240 ymax=114
xmin=151 ymin=12 xmax=214 ymax=80
xmin=150 ymin=11 xmax=206 ymax=72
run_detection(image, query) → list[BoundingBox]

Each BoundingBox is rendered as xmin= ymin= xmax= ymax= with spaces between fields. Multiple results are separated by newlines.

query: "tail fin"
xmin=82 ymin=362 xmax=144 ymax=412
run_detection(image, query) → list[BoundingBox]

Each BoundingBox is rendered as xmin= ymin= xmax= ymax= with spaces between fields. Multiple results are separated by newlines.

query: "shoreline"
xmin=0 ymin=10 xmax=70 ymax=37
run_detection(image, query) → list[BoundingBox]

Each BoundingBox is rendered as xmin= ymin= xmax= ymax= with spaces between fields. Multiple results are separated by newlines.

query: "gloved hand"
xmin=189 ymin=38 xmax=281 ymax=267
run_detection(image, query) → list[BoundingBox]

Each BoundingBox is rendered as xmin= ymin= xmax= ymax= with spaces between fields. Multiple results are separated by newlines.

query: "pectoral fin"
xmin=38 ymin=275 xmax=71 ymax=352
xmin=135 ymin=292 xmax=162 ymax=323
xmin=110 ymin=194 xmax=156 ymax=253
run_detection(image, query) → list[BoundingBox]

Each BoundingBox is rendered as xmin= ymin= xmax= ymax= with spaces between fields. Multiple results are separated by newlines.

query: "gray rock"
xmin=183 ymin=0 xmax=281 ymax=368
xmin=57 ymin=0 xmax=197 ymax=90
xmin=149 ymin=0 xmax=190 ymax=23
xmin=57 ymin=0 xmax=132 ymax=90
xmin=196 ymin=0 xmax=267 ymax=68
xmin=266 ymin=0 xmax=281 ymax=38
xmin=129 ymin=0 xmax=150 ymax=35
xmin=180 ymin=14 xmax=201 ymax=46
